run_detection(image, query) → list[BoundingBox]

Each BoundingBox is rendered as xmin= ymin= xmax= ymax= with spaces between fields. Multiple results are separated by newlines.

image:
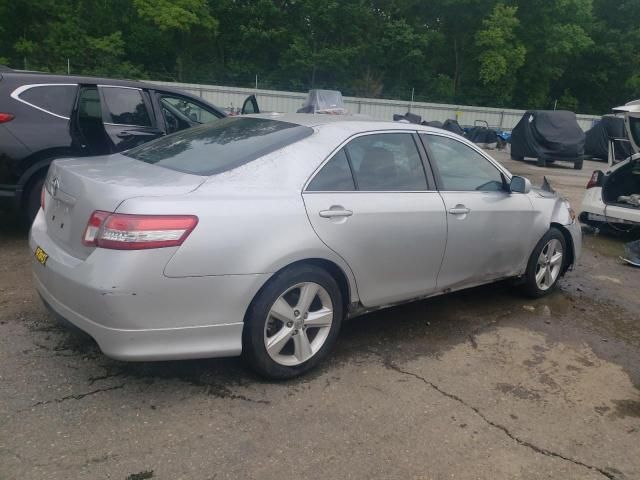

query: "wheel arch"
xmin=16 ymin=148 xmax=76 ymax=209
xmin=551 ymin=222 xmax=575 ymax=274
xmin=244 ymin=257 xmax=356 ymax=325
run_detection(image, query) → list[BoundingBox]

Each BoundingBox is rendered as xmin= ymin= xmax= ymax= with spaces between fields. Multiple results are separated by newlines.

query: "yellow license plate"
xmin=34 ymin=246 xmax=49 ymax=266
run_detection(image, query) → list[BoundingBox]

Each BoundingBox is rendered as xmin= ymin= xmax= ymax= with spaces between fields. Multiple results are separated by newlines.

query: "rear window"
xmin=125 ymin=117 xmax=313 ymax=176
xmin=18 ymin=85 xmax=77 ymax=118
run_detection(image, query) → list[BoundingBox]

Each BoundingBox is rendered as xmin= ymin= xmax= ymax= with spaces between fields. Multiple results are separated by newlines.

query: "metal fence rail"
xmin=150 ymin=81 xmax=600 ymax=131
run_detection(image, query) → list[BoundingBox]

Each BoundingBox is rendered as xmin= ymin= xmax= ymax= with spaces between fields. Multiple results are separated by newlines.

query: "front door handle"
xmin=319 ymin=207 xmax=353 ymax=218
xmin=448 ymin=205 xmax=470 ymax=215
xmin=116 ymin=131 xmax=134 ymax=139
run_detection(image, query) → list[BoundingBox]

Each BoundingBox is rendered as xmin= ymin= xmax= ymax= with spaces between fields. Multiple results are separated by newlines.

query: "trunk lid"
xmin=42 ymin=153 xmax=206 ymax=259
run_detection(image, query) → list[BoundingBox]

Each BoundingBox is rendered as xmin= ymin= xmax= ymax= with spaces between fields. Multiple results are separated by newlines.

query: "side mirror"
xmin=510 ymin=175 xmax=531 ymax=194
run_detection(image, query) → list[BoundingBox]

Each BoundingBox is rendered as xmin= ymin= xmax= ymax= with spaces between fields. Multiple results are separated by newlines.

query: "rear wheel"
xmin=242 ymin=265 xmax=343 ymax=379
xmin=522 ymin=228 xmax=566 ymax=298
xmin=536 ymin=156 xmax=547 ymax=167
xmin=23 ymin=175 xmax=45 ymax=225
xmin=574 ymin=158 xmax=584 ymax=170
xmin=510 ymin=154 xmax=524 ymax=161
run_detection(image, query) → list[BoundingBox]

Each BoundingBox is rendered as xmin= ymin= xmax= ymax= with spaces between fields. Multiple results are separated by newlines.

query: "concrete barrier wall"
xmin=149 ymin=81 xmax=600 ymax=131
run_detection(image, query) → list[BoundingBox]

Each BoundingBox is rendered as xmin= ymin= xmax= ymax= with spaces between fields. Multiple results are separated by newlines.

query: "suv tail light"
xmin=0 ymin=112 xmax=15 ymax=123
xmin=82 ymin=211 xmax=198 ymax=250
xmin=586 ymin=170 xmax=603 ymax=189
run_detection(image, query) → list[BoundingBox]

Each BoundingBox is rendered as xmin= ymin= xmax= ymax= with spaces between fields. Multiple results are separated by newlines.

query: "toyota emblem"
xmin=51 ymin=177 xmax=60 ymax=198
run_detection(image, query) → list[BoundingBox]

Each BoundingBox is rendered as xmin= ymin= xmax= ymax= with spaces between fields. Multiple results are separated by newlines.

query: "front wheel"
xmin=522 ymin=228 xmax=567 ymax=298
xmin=242 ymin=265 xmax=343 ymax=379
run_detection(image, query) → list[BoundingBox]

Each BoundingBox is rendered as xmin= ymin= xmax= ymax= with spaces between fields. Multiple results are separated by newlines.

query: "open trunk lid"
xmin=42 ymin=153 xmax=206 ymax=259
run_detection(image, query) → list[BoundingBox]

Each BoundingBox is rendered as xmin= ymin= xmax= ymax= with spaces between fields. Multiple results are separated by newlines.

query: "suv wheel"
xmin=24 ymin=176 xmax=45 ymax=225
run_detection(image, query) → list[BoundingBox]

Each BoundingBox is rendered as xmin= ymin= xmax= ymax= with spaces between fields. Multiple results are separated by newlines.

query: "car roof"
xmin=246 ymin=112 xmax=444 ymax=133
xmin=0 ymin=70 xmax=198 ymax=96
xmin=0 ymin=70 xmax=224 ymax=113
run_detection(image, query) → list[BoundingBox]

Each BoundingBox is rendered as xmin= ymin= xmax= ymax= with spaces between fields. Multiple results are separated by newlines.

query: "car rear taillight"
xmin=82 ymin=211 xmax=198 ymax=250
xmin=0 ymin=112 xmax=15 ymax=123
xmin=586 ymin=170 xmax=603 ymax=189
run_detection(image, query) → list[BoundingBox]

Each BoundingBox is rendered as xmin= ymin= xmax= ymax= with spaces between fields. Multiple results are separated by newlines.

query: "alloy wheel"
xmin=264 ymin=282 xmax=334 ymax=366
xmin=535 ymin=239 xmax=563 ymax=291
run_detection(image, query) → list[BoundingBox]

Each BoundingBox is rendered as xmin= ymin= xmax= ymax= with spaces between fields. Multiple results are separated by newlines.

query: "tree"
xmin=474 ymin=4 xmax=526 ymax=106
xmin=133 ymin=0 xmax=218 ymax=81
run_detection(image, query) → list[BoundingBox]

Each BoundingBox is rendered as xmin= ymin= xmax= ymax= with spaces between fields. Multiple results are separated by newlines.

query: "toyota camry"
xmin=30 ymin=114 xmax=581 ymax=379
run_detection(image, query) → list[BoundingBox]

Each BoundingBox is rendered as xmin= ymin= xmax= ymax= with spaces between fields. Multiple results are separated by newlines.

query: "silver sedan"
xmin=30 ymin=114 xmax=581 ymax=378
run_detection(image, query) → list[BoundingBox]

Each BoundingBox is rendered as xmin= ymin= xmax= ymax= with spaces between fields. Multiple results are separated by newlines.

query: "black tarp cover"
xmin=511 ymin=110 xmax=585 ymax=160
xmin=422 ymin=120 xmax=443 ymax=128
xmin=442 ymin=119 xmax=465 ymax=136
xmin=584 ymin=115 xmax=632 ymax=161
xmin=466 ymin=126 xmax=498 ymax=147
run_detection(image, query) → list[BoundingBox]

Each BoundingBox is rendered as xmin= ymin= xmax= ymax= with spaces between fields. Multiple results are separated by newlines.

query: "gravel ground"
xmin=0 ymin=152 xmax=638 ymax=480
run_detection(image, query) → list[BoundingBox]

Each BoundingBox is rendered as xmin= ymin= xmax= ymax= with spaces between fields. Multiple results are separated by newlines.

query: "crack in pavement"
xmin=29 ymin=384 xmax=125 ymax=408
xmin=365 ymin=349 xmax=620 ymax=480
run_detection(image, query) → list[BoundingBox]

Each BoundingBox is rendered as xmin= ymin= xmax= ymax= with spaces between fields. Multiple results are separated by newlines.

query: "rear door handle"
xmin=319 ymin=208 xmax=353 ymax=218
xmin=116 ymin=131 xmax=134 ymax=138
xmin=448 ymin=206 xmax=470 ymax=215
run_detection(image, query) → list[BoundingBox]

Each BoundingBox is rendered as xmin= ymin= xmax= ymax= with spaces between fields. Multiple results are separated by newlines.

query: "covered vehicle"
xmin=442 ymin=119 xmax=465 ymax=136
xmin=465 ymin=121 xmax=498 ymax=149
xmin=510 ymin=110 xmax=585 ymax=169
xmin=581 ymin=103 xmax=640 ymax=229
xmin=584 ymin=115 xmax=632 ymax=162
xmin=31 ymin=114 xmax=581 ymax=379
xmin=297 ymin=89 xmax=347 ymax=114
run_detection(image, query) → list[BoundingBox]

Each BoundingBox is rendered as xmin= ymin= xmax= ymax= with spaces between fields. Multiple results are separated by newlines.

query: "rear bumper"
xmin=29 ymin=210 xmax=269 ymax=361
xmin=580 ymin=187 xmax=640 ymax=225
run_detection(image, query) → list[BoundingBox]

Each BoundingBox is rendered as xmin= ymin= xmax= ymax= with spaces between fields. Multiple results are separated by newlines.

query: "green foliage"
xmin=0 ymin=0 xmax=638 ymax=113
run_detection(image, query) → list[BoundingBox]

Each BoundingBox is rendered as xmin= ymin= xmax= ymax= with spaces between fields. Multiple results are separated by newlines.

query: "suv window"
xmin=345 ymin=133 xmax=427 ymax=191
xmin=126 ymin=117 xmax=313 ymax=176
xmin=101 ymin=87 xmax=151 ymax=127
xmin=160 ymin=95 xmax=221 ymax=124
xmin=424 ymin=134 xmax=505 ymax=191
xmin=18 ymin=85 xmax=77 ymax=118
xmin=307 ymin=149 xmax=355 ymax=191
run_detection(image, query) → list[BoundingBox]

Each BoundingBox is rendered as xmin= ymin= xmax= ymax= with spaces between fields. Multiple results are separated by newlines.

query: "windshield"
xmin=125 ymin=117 xmax=313 ymax=176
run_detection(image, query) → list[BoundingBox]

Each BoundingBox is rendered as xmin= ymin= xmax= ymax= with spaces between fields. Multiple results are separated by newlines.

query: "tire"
xmin=574 ymin=158 xmax=583 ymax=170
xmin=522 ymin=228 xmax=567 ymax=298
xmin=242 ymin=264 xmax=344 ymax=379
xmin=510 ymin=154 xmax=524 ymax=161
xmin=536 ymin=156 xmax=547 ymax=167
xmin=24 ymin=176 xmax=45 ymax=225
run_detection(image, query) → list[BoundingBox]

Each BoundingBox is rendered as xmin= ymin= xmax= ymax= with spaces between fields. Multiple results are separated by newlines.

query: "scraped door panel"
xmin=304 ymin=192 xmax=447 ymax=307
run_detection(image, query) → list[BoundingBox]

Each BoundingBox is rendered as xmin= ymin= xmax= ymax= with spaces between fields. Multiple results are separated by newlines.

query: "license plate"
xmin=34 ymin=246 xmax=49 ymax=266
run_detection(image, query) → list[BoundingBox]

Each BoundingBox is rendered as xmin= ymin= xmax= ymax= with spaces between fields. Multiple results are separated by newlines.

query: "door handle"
xmin=319 ymin=208 xmax=353 ymax=218
xmin=116 ymin=131 xmax=134 ymax=139
xmin=448 ymin=205 xmax=470 ymax=215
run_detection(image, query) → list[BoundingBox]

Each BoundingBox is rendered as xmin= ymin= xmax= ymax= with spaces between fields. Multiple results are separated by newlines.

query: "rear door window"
xmin=17 ymin=84 xmax=77 ymax=118
xmin=100 ymin=87 xmax=152 ymax=126
xmin=345 ymin=133 xmax=428 ymax=191
xmin=125 ymin=117 xmax=313 ymax=175
xmin=307 ymin=149 xmax=355 ymax=191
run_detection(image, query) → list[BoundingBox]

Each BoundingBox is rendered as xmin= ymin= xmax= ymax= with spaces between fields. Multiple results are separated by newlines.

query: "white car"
xmin=580 ymin=103 xmax=640 ymax=229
